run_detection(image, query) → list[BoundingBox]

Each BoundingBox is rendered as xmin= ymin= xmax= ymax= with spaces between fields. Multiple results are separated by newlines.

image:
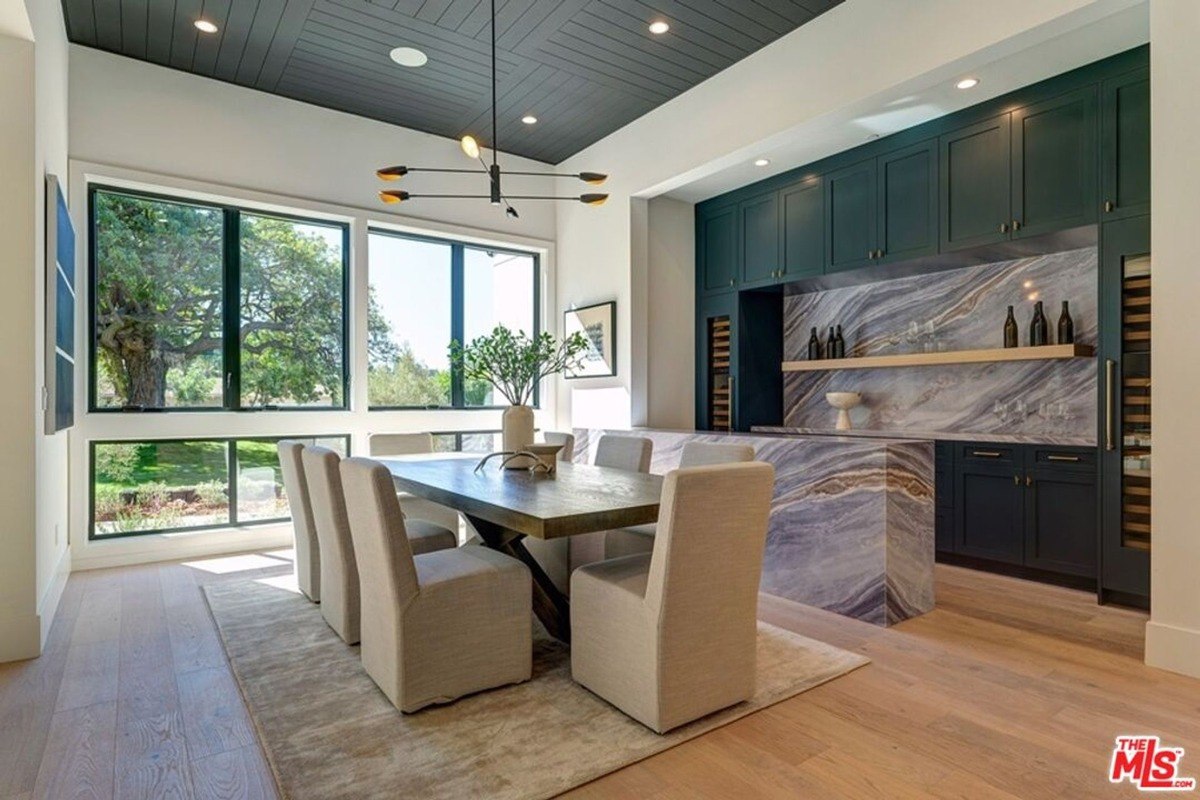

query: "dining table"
xmin=382 ymin=455 xmax=664 ymax=642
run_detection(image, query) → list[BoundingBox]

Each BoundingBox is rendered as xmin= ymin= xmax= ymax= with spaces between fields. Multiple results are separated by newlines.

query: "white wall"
xmin=554 ymin=0 xmax=1146 ymax=431
xmin=69 ymin=47 xmax=557 ymax=241
xmin=1145 ymin=0 xmax=1200 ymax=679
xmin=66 ymin=49 xmax=563 ymax=572
xmin=0 ymin=0 xmax=70 ymax=663
xmin=646 ymin=196 xmax=695 ymax=429
xmin=0 ymin=20 xmax=39 ymax=662
xmin=29 ymin=0 xmax=70 ymax=654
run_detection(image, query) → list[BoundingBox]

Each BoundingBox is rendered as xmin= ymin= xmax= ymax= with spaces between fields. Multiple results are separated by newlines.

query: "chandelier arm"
xmin=501 ymin=171 xmax=592 ymax=178
xmin=504 ymin=195 xmax=597 ymax=200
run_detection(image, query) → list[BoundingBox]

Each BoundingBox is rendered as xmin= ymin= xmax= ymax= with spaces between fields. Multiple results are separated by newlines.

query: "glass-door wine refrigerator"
xmin=1099 ymin=214 xmax=1151 ymax=605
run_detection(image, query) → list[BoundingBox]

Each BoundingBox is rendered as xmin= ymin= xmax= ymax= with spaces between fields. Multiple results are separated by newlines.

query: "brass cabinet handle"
xmin=1012 ymin=219 xmax=1022 ymax=231
xmin=972 ymin=450 xmax=1002 ymax=458
xmin=1046 ymin=454 xmax=1081 ymax=463
xmin=1105 ymin=359 xmax=1116 ymax=451
xmin=729 ymin=279 xmax=735 ymax=286
xmin=1013 ymin=474 xmax=1020 ymax=486
xmin=1105 ymin=200 xmax=1115 ymax=213
xmin=1026 ymin=474 xmax=1033 ymax=487
xmin=999 ymin=222 xmax=1009 ymax=234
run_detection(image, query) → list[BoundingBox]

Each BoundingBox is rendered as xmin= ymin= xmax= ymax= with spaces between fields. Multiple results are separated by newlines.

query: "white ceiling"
xmin=664 ymin=1 xmax=1148 ymax=203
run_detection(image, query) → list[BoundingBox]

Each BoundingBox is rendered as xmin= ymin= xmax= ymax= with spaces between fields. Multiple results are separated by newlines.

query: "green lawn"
xmin=95 ymin=439 xmax=281 ymax=491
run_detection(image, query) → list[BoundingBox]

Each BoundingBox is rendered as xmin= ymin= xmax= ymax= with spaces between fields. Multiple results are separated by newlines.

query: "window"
xmin=367 ymin=229 xmax=539 ymax=409
xmin=90 ymin=436 xmax=348 ymax=538
xmin=90 ymin=187 xmax=348 ymax=410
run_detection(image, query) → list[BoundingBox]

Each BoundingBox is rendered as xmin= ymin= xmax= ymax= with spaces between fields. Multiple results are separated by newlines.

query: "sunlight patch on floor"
xmin=255 ymin=573 xmax=302 ymax=594
xmin=182 ymin=553 xmax=293 ymax=574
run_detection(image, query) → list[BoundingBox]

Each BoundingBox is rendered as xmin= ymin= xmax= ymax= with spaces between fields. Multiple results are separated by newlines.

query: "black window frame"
xmin=88 ymin=434 xmax=350 ymax=540
xmin=366 ymin=227 xmax=542 ymax=411
xmin=88 ymin=184 xmax=351 ymax=413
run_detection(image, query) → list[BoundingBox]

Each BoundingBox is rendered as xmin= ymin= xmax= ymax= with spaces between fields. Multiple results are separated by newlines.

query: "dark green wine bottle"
xmin=1057 ymin=301 xmax=1074 ymax=344
xmin=807 ymin=327 xmax=821 ymax=359
xmin=1004 ymin=306 xmax=1018 ymax=348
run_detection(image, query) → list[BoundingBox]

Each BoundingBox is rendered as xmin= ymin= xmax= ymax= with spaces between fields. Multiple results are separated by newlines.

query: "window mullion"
xmin=223 ymin=208 xmax=242 ymax=411
xmin=450 ymin=244 xmax=465 ymax=408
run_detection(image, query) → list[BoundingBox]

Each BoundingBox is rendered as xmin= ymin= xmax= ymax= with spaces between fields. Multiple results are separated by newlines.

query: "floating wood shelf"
xmin=781 ymin=343 xmax=1094 ymax=372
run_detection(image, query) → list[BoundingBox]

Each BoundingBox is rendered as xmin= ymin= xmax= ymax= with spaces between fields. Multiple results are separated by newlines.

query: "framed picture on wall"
xmin=564 ymin=301 xmax=616 ymax=379
xmin=45 ymin=174 xmax=76 ymax=434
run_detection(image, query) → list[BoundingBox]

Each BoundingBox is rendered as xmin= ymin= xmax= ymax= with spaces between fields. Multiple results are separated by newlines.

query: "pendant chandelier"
xmin=375 ymin=0 xmax=608 ymax=219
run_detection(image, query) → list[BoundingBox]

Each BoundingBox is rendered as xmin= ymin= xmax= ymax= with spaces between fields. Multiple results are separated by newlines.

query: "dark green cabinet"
xmin=699 ymin=206 xmax=738 ymax=294
xmin=740 ymin=194 xmax=782 ymax=285
xmin=877 ymin=140 xmax=938 ymax=263
xmin=780 ymin=177 xmax=824 ymax=279
xmin=940 ymin=115 xmax=1012 ymax=251
xmin=1011 ymin=86 xmax=1098 ymax=237
xmin=825 ymin=159 xmax=877 ymax=273
xmin=1025 ymin=448 xmax=1098 ymax=577
xmin=943 ymin=442 xmax=1099 ymax=583
xmin=1101 ymin=68 xmax=1150 ymax=220
xmin=954 ymin=444 xmax=1025 ymax=564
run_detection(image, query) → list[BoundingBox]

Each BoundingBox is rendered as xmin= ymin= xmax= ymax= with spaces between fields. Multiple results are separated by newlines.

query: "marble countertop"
xmin=633 ymin=427 xmax=931 ymax=447
xmin=751 ymin=426 xmax=1096 ymax=447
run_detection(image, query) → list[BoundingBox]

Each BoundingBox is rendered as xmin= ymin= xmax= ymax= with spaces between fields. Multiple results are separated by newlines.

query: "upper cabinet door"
xmin=1011 ymin=86 xmax=1098 ymax=238
xmin=699 ymin=206 xmax=738 ymax=294
xmin=739 ymin=194 xmax=781 ymax=285
xmin=780 ymin=177 xmax=823 ymax=280
xmin=825 ymin=159 xmax=878 ymax=273
xmin=940 ymin=114 xmax=1012 ymax=252
xmin=1101 ymin=68 xmax=1150 ymax=220
xmin=877 ymin=140 xmax=938 ymax=263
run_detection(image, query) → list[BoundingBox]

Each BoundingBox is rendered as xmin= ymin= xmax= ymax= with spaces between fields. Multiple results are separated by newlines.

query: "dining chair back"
xmin=302 ymin=446 xmax=361 ymax=644
xmin=542 ymin=431 xmax=576 ymax=462
xmin=594 ymin=435 xmax=652 ymax=472
xmin=277 ymin=441 xmax=320 ymax=602
xmin=369 ymin=432 xmax=435 ymax=457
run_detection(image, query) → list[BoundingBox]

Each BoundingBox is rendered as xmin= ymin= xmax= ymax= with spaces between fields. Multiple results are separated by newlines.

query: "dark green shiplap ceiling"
xmin=61 ymin=0 xmax=842 ymax=164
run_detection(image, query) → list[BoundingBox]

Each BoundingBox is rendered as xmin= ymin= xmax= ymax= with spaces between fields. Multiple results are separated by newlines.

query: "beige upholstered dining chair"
xmin=368 ymin=431 xmax=460 ymax=541
xmin=571 ymin=461 xmax=775 ymax=733
xmin=303 ymin=446 xmax=457 ymax=645
xmin=605 ymin=441 xmax=756 ymax=559
xmin=368 ymin=432 xmax=435 ymax=456
xmin=339 ymin=457 xmax=533 ymax=712
xmin=594 ymin=434 xmax=652 ymax=472
xmin=541 ymin=431 xmax=576 ymax=462
xmin=277 ymin=441 xmax=321 ymax=603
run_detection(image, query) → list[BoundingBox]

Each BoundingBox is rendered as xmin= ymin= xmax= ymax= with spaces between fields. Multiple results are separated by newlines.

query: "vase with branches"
xmin=449 ymin=326 xmax=589 ymax=461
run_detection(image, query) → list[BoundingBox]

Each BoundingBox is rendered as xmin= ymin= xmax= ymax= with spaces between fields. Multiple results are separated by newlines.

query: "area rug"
xmin=203 ymin=578 xmax=868 ymax=800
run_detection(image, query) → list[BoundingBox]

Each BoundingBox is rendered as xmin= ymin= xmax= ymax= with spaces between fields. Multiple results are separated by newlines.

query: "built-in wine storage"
xmin=1120 ymin=254 xmax=1151 ymax=552
xmin=708 ymin=316 xmax=732 ymax=432
xmin=1100 ymin=215 xmax=1151 ymax=603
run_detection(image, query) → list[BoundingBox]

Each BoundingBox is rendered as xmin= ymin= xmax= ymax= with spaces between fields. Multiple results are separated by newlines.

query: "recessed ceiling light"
xmin=194 ymin=19 xmax=218 ymax=34
xmin=390 ymin=46 xmax=428 ymax=68
xmin=522 ymin=115 xmax=538 ymax=125
xmin=754 ymin=158 xmax=770 ymax=167
xmin=956 ymin=77 xmax=980 ymax=90
xmin=648 ymin=20 xmax=670 ymax=35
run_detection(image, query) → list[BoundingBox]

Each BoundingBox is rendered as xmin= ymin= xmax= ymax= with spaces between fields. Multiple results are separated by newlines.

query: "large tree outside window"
xmin=91 ymin=188 xmax=356 ymax=409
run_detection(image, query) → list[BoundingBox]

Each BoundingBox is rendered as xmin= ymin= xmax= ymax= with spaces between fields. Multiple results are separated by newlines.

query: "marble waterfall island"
xmin=574 ymin=429 xmax=934 ymax=626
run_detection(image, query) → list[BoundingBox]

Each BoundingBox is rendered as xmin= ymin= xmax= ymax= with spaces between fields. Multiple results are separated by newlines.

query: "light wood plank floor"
xmin=2 ymin=555 xmax=1196 ymax=799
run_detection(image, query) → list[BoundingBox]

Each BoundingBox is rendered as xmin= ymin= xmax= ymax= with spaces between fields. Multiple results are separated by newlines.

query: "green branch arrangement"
xmin=449 ymin=326 xmax=589 ymax=406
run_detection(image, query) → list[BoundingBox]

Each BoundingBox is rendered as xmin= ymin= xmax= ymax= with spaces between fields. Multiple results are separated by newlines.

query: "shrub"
xmin=195 ymin=480 xmax=228 ymax=506
xmin=95 ymin=443 xmax=142 ymax=484
xmin=93 ymin=484 xmax=127 ymax=517
xmin=139 ymin=481 xmax=170 ymax=507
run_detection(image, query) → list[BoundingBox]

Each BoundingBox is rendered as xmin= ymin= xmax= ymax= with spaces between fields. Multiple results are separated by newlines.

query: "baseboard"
xmin=72 ymin=526 xmax=293 ymax=572
xmin=1145 ymin=620 xmax=1200 ymax=680
xmin=37 ymin=545 xmax=72 ymax=648
xmin=0 ymin=611 xmax=41 ymax=663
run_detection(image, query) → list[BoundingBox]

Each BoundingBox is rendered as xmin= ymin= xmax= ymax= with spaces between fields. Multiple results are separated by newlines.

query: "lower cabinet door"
xmin=955 ymin=463 xmax=1024 ymax=564
xmin=1025 ymin=467 xmax=1098 ymax=577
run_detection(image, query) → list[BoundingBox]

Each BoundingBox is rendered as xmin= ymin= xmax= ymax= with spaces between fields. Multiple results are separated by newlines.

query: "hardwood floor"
xmin=2 ymin=556 xmax=1195 ymax=799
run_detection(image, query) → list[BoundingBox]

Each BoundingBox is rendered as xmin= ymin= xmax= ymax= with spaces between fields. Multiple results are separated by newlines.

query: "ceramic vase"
xmin=501 ymin=404 xmax=535 ymax=469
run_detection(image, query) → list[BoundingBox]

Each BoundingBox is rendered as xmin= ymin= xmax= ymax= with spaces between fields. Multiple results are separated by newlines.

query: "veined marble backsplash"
xmin=783 ymin=247 xmax=1098 ymax=444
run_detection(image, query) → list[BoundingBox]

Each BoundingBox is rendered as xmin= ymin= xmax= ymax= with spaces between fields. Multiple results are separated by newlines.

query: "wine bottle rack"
xmin=708 ymin=316 xmax=732 ymax=432
xmin=1121 ymin=255 xmax=1151 ymax=551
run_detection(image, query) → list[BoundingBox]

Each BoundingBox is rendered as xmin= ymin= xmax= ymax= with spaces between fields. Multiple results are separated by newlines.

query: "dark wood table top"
xmin=381 ymin=456 xmax=663 ymax=540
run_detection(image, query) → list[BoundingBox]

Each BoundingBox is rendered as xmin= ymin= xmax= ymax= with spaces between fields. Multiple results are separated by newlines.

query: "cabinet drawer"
xmin=957 ymin=443 xmax=1019 ymax=465
xmin=1030 ymin=447 xmax=1096 ymax=471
